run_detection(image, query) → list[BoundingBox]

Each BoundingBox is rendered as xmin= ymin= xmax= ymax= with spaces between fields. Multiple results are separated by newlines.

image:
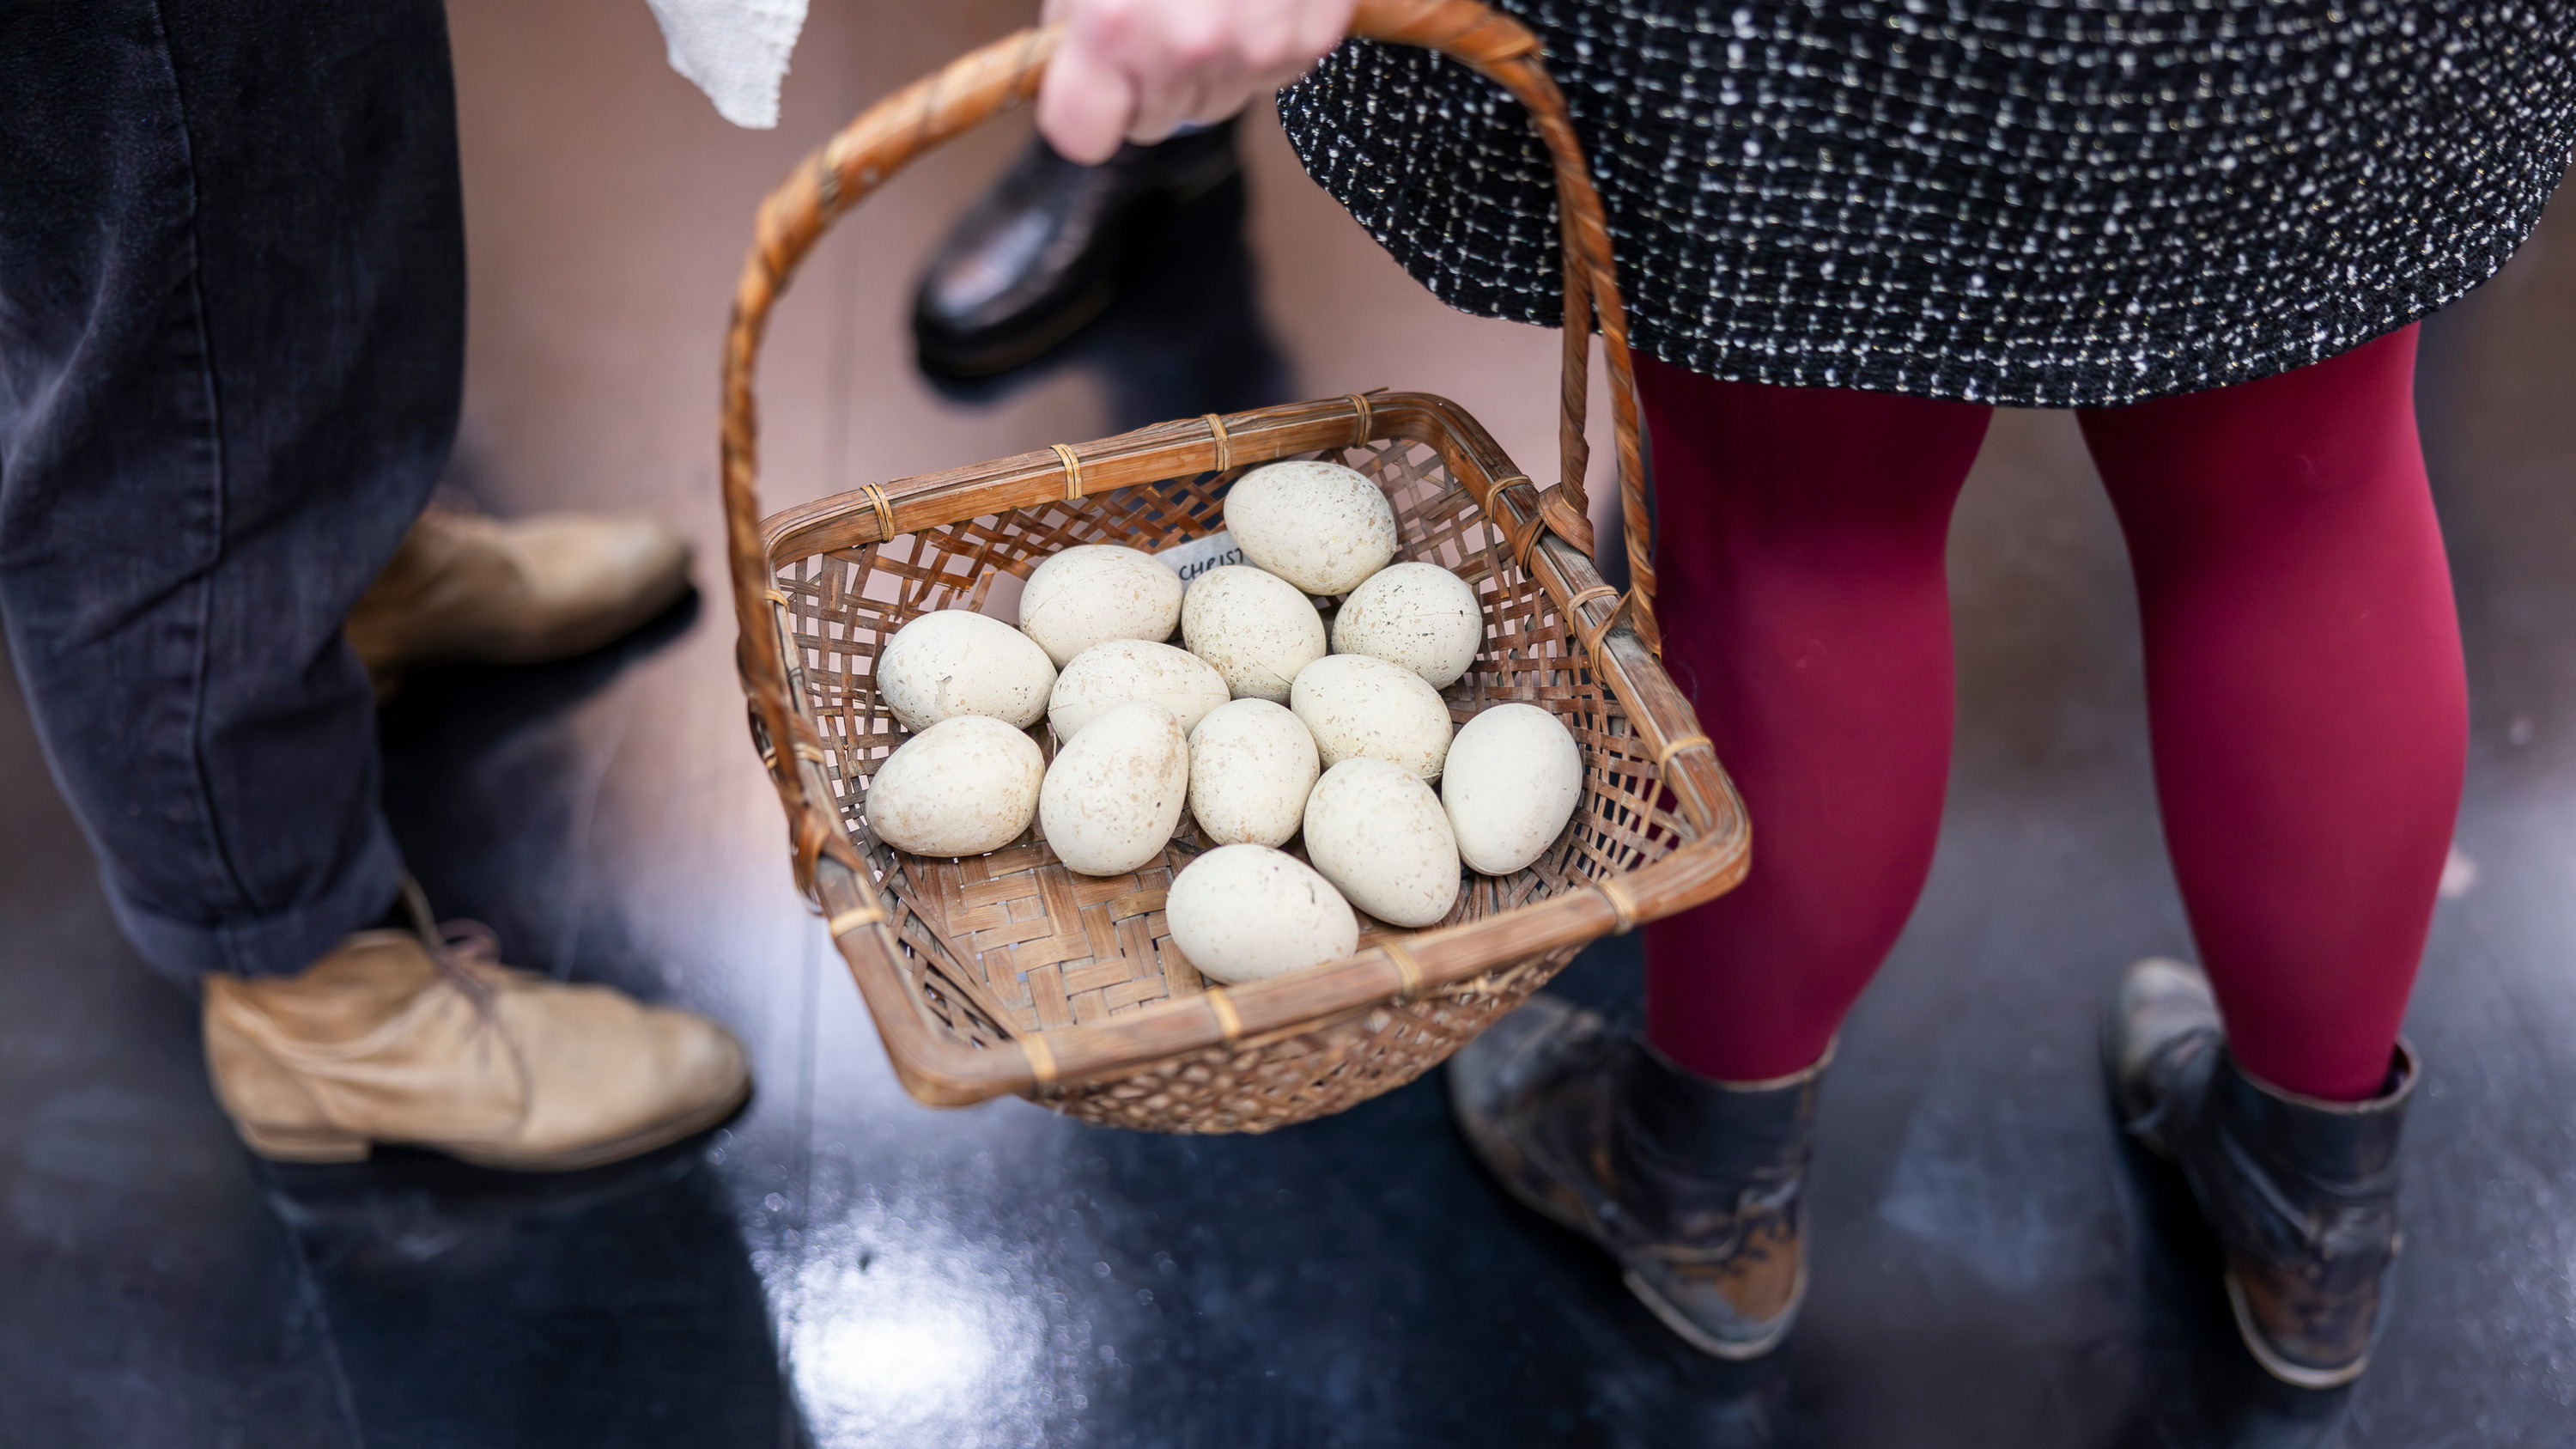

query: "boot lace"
xmin=432 ymin=917 xmax=507 ymax=1014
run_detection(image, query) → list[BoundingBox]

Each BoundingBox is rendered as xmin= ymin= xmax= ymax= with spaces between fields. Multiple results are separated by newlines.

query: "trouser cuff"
xmin=104 ymin=819 xmax=407 ymax=983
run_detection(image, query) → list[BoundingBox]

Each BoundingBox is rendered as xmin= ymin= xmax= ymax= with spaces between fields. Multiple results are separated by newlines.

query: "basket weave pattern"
xmin=725 ymin=2 xmax=1748 ymax=1131
xmin=775 ymin=437 xmax=1689 ymax=1131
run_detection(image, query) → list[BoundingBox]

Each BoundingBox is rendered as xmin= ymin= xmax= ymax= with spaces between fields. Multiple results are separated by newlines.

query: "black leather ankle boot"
xmin=2107 ymin=957 xmax=2418 ymax=1388
xmin=912 ymin=120 xmax=1242 ymax=379
xmin=1447 ymin=995 xmax=1824 ymax=1359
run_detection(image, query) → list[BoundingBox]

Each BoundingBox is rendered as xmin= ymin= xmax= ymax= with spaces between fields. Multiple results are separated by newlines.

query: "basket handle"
xmin=722 ymin=0 xmax=1653 ymax=893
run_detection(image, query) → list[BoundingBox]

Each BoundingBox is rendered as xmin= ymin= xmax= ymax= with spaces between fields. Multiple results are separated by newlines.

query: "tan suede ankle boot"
xmin=204 ymin=918 xmax=748 ymax=1171
xmin=345 ymin=507 xmax=692 ymax=691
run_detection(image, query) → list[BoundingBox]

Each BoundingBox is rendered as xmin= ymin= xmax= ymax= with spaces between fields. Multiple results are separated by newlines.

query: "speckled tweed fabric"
xmin=1278 ymin=2 xmax=2576 ymax=405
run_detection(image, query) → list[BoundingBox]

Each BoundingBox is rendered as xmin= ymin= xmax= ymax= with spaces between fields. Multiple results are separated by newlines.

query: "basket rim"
xmin=757 ymin=392 xmax=1748 ymax=1107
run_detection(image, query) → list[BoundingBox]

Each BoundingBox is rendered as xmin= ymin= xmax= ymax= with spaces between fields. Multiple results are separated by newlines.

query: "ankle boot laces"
xmin=433 ymin=918 xmax=507 ymax=1014
xmin=398 ymin=876 xmax=509 ymax=1016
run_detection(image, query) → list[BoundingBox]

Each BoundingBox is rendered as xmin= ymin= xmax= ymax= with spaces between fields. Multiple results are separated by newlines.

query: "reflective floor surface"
xmin=7 ymin=3 xmax=2576 ymax=1445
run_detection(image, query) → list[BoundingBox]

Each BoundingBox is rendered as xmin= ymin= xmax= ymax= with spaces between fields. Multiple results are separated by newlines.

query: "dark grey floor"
xmin=11 ymin=12 xmax=2576 ymax=1442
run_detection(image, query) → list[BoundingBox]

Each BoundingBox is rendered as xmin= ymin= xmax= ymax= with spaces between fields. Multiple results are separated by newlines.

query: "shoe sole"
xmin=234 ymin=1077 xmax=751 ymax=1173
xmin=2225 ymin=1266 xmax=2370 ymax=1389
xmin=235 ymin=1121 xmax=374 ymax=1164
xmin=1622 ymin=1265 xmax=1806 ymax=1362
xmin=916 ymin=275 xmax=1120 ymax=380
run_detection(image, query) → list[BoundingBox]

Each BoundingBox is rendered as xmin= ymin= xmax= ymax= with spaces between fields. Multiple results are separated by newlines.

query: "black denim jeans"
xmin=0 ymin=0 xmax=460 ymax=978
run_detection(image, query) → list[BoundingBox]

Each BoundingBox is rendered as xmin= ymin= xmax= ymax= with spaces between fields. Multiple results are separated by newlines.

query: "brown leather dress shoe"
xmin=346 ymin=507 xmax=692 ymax=694
xmin=1448 ymin=995 xmax=1826 ymax=1359
xmin=204 ymin=909 xmax=749 ymax=1171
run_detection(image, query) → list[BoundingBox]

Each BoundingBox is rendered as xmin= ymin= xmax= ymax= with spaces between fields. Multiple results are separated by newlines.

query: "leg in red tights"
xmin=1635 ymin=356 xmax=1994 ymax=1082
xmin=1637 ymin=331 xmax=2459 ymax=1100
xmin=2080 ymin=327 xmax=2464 ymax=1101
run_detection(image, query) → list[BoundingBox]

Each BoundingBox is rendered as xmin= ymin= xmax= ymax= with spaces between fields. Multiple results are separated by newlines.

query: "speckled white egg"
xmin=1442 ymin=703 xmax=1584 ymax=874
xmin=1289 ymin=653 xmax=1454 ymax=780
xmin=1301 ymin=758 xmax=1461 ymax=928
xmin=1165 ymin=843 xmax=1358 ymax=983
xmin=1187 ymin=698 xmax=1320 ymax=848
xmin=1330 ymin=562 xmax=1485 ymax=688
xmin=865 ymin=715 xmax=1043 ymax=857
xmin=1048 ymin=638 xmax=1230 ymax=741
xmin=1181 ymin=565 xmax=1327 ymax=703
xmin=875 ymin=608 xmax=1058 ymax=732
xmin=1038 ymin=700 xmax=1191 ymax=876
xmin=1224 ymin=460 xmax=1399 ymax=595
xmin=1018 ymin=544 xmax=1186 ymax=667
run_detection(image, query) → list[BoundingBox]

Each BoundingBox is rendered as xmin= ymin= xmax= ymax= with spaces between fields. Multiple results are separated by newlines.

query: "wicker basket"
xmin=720 ymin=0 xmax=1749 ymax=1133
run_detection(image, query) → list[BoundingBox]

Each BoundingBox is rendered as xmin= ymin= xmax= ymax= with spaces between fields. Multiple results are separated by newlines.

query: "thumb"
xmin=1038 ymin=38 xmax=1137 ymax=166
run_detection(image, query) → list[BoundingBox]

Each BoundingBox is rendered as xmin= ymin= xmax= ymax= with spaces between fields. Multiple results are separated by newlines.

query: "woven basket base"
xmin=776 ymin=434 xmax=1688 ymax=1132
xmin=1047 ymin=945 xmax=1577 ymax=1132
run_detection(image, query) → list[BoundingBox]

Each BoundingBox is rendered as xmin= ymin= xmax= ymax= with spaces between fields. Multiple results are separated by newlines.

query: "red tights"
xmin=1637 ymin=328 xmax=2464 ymax=1103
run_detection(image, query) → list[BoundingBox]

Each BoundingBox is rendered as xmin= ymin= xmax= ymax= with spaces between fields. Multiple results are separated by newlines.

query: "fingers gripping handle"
xmin=719 ymin=0 xmax=1656 ymax=885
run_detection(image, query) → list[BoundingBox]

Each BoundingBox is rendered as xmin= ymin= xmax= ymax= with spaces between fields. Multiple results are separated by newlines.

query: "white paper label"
xmin=1153 ymin=531 xmax=1248 ymax=588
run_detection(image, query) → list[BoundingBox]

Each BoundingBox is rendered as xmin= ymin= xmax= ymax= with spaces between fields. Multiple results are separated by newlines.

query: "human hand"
xmin=1036 ymin=0 xmax=1358 ymax=164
